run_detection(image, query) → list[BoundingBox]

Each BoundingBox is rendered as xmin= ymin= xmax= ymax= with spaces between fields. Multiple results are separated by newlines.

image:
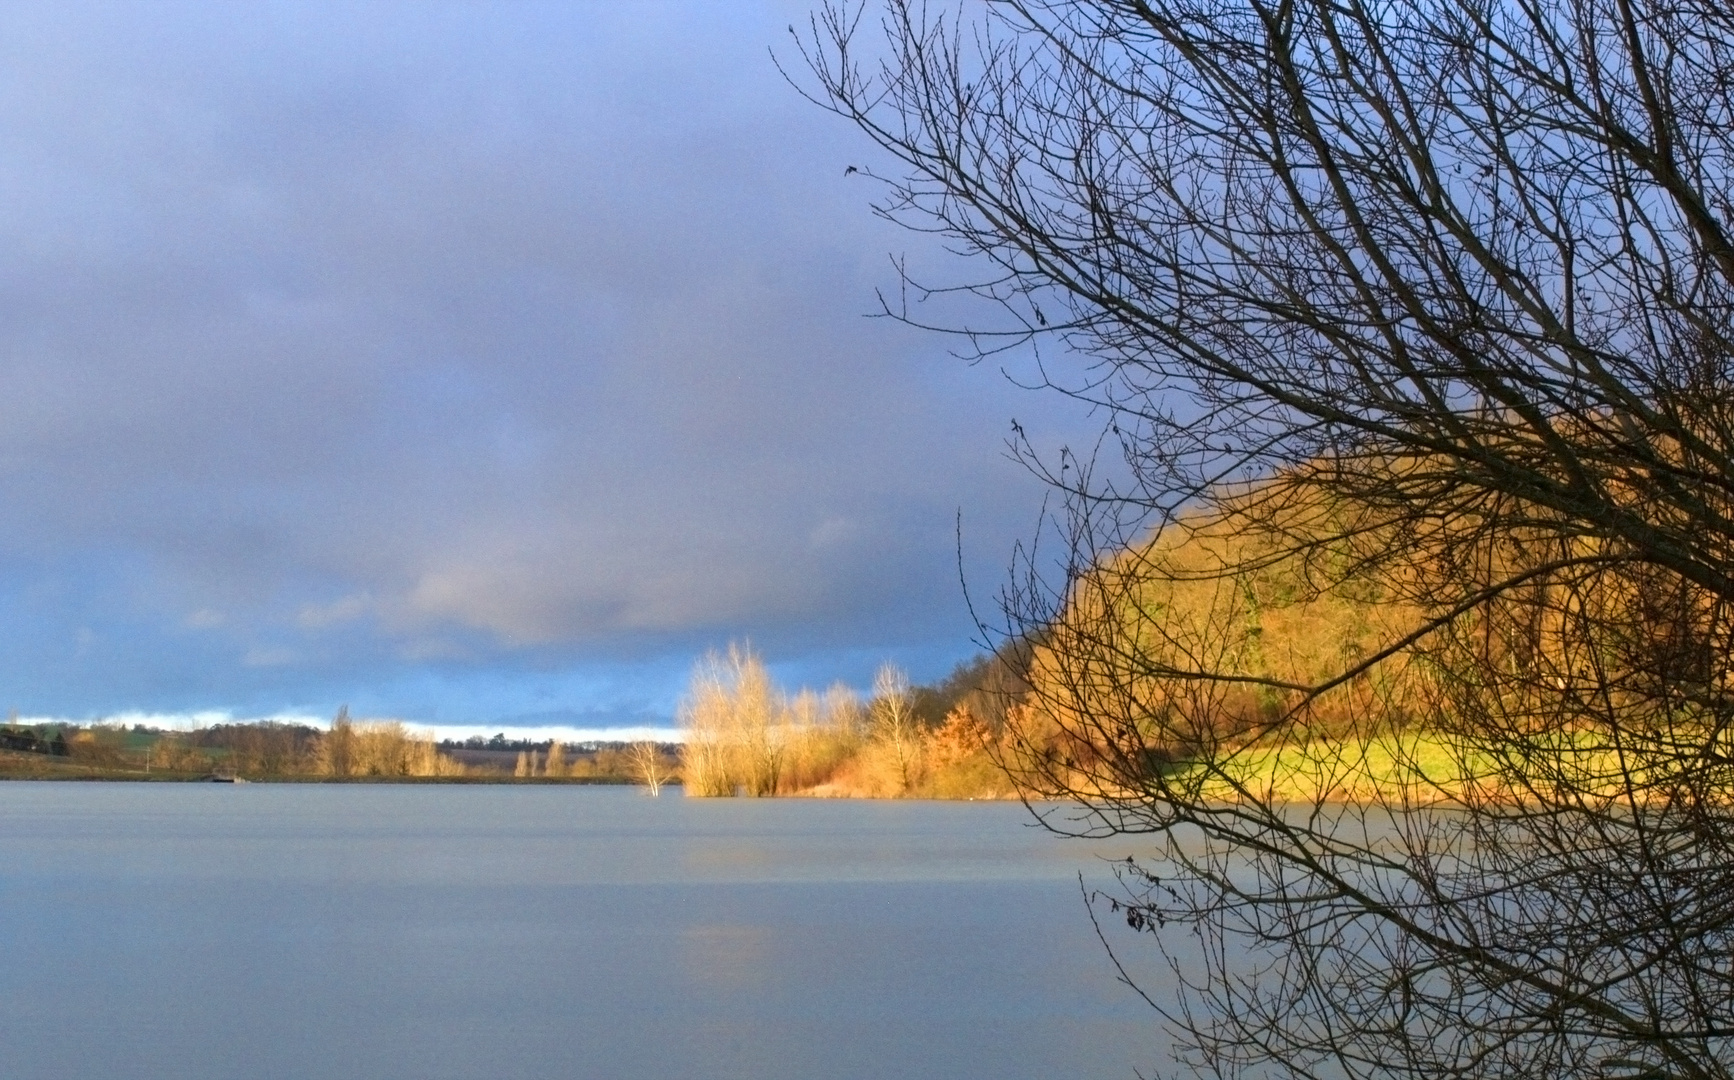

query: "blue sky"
xmin=0 ymin=1 xmax=1087 ymax=735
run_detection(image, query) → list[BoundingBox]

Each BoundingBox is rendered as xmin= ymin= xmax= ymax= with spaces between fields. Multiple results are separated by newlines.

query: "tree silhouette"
xmin=804 ymin=3 xmax=1734 ymax=1078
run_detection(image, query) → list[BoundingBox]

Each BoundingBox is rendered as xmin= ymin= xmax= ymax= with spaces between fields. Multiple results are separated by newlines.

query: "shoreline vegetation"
xmin=0 ymin=648 xmax=1022 ymax=796
xmin=0 ymin=708 xmax=681 ymax=786
xmin=679 ymin=645 xmax=1017 ymax=800
xmin=20 ymin=517 xmax=1544 ymax=801
xmin=1 ymin=510 xmax=1571 ymax=801
xmin=0 ymin=603 xmax=1522 ymax=802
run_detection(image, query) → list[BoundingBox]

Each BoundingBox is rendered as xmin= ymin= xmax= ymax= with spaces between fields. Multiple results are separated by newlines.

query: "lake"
xmin=0 ymin=784 xmax=1165 ymax=1079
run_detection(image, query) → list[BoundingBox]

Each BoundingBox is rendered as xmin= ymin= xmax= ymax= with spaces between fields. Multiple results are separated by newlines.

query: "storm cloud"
xmin=0 ymin=2 xmax=1082 ymax=726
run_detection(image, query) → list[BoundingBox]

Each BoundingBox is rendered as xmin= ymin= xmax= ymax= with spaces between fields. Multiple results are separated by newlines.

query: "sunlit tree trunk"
xmin=871 ymin=663 xmax=922 ymax=795
xmin=628 ymin=741 xmax=665 ymax=795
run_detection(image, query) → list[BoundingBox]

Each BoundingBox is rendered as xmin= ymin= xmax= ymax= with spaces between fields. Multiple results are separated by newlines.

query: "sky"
xmin=0 ymin=1 xmax=1089 ymax=737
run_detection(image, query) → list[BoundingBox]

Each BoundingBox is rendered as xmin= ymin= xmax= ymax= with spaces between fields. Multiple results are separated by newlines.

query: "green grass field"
xmin=1183 ymin=726 xmax=1671 ymax=805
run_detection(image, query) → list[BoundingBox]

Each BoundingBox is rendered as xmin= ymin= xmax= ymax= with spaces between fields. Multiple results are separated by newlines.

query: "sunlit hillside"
xmin=1007 ymin=469 xmax=1728 ymax=806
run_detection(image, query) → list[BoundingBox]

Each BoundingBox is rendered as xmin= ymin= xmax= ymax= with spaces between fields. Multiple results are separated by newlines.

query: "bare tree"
xmin=678 ymin=644 xmax=787 ymax=796
xmin=628 ymin=741 xmax=667 ymax=795
xmin=871 ymin=662 xmax=923 ymax=794
xmin=803 ymin=3 xmax=1734 ymax=1079
xmin=320 ymin=706 xmax=356 ymax=778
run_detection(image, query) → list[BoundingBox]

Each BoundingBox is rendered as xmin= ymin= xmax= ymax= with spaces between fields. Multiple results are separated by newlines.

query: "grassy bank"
xmin=1135 ymin=726 xmax=1665 ymax=806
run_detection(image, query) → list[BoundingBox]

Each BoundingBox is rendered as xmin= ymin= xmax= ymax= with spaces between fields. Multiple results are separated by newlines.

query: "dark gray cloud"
xmin=0 ymin=1 xmax=1086 ymax=723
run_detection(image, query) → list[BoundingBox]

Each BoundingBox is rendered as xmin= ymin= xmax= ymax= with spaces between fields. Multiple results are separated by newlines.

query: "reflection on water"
xmin=0 ymin=784 xmax=1161 ymax=1080
xmin=683 ymin=924 xmax=774 ymax=989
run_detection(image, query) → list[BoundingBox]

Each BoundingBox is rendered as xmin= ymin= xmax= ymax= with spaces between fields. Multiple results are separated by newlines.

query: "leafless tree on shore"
xmin=628 ymin=741 xmax=667 ymax=795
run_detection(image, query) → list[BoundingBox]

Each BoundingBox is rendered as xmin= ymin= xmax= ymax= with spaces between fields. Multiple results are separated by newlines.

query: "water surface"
xmin=0 ymin=784 xmax=1163 ymax=1079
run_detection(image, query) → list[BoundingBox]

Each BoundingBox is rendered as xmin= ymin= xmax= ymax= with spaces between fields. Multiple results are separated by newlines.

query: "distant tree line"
xmin=440 ymin=738 xmax=680 ymax=784
xmin=444 ymin=733 xmax=564 ymax=753
xmin=0 ymin=656 xmax=1032 ymax=790
xmin=0 ymin=711 xmax=470 ymax=779
xmin=439 ymin=734 xmax=682 ymax=756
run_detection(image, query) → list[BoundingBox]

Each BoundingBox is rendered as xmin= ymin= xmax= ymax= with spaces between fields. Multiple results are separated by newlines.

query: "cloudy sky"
xmin=0 ymin=1 xmax=1087 ymax=735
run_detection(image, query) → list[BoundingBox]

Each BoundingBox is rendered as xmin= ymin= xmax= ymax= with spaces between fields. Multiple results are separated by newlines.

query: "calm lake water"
xmin=0 ymin=784 xmax=1165 ymax=1079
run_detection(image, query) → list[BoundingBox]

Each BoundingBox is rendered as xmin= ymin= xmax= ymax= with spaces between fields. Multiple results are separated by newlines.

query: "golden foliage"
xmin=319 ymin=710 xmax=466 ymax=778
xmin=681 ymin=644 xmax=863 ymax=796
xmin=147 ymin=735 xmax=211 ymax=773
xmin=676 ymin=644 xmax=1014 ymax=798
xmin=66 ymin=728 xmax=128 ymax=769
